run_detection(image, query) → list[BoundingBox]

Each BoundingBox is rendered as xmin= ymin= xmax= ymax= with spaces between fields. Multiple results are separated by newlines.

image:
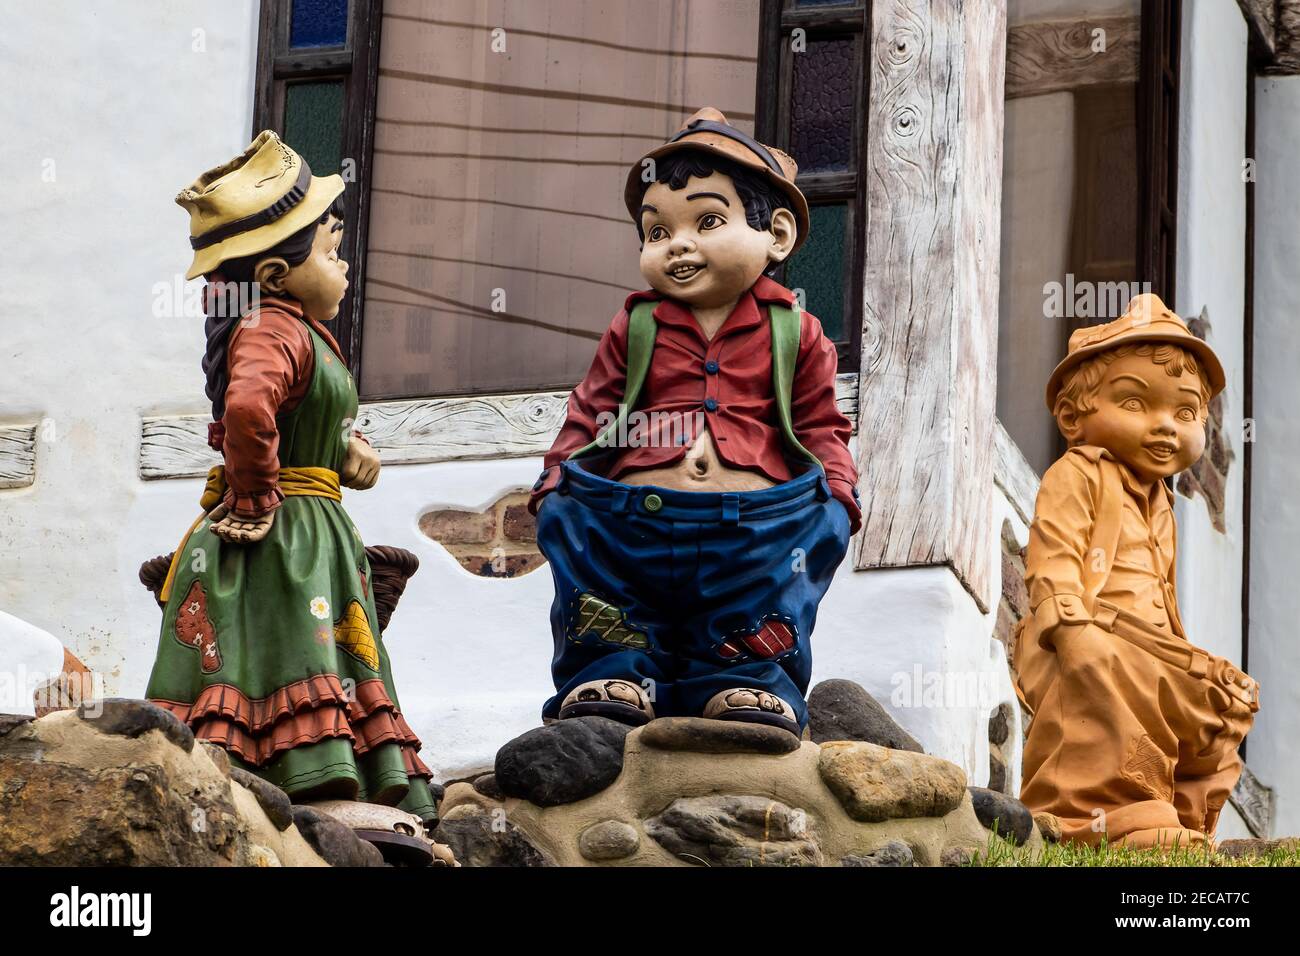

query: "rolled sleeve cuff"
xmin=527 ymin=466 xmax=561 ymax=515
xmin=223 ymin=485 xmax=285 ymax=519
xmin=1032 ymin=593 xmax=1091 ymax=641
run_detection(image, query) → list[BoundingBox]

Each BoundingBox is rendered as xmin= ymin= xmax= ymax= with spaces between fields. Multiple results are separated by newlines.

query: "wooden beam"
xmin=0 ymin=424 xmax=37 ymax=490
xmin=139 ymin=376 xmax=861 ymax=480
xmin=856 ymin=0 xmax=1006 ymax=611
xmin=993 ymin=420 xmax=1040 ymax=528
xmin=1264 ymin=0 xmax=1300 ymax=74
xmin=1005 ymin=16 xmax=1139 ymax=99
xmin=1238 ymin=0 xmax=1278 ymax=60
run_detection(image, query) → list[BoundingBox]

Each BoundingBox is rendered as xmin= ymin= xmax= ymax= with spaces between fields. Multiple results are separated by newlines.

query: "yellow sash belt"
xmin=159 ymin=465 xmax=342 ymax=602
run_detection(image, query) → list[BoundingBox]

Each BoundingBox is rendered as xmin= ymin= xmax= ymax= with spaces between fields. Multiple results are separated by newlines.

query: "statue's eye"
xmin=648 ymin=225 xmax=667 ymax=242
xmin=1178 ymin=407 xmax=1198 ymax=422
xmin=700 ymin=214 xmax=723 ymax=230
xmin=1121 ymin=398 xmax=1143 ymax=411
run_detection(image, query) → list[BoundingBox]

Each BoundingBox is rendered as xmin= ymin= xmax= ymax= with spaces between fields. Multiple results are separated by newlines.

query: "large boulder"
xmin=0 ymin=700 xmax=358 ymax=866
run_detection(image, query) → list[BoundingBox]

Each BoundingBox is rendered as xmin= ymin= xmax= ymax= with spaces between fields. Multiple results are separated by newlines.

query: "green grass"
xmin=961 ymin=832 xmax=1300 ymax=867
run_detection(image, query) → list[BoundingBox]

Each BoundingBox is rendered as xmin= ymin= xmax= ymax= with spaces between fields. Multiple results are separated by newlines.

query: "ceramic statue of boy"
xmin=146 ymin=132 xmax=437 ymax=827
xmin=528 ymin=108 xmax=860 ymax=738
xmin=1016 ymin=294 xmax=1259 ymax=848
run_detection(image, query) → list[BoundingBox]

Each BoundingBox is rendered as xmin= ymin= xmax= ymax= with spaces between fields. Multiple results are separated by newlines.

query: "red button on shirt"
xmin=530 ymin=276 xmax=861 ymax=531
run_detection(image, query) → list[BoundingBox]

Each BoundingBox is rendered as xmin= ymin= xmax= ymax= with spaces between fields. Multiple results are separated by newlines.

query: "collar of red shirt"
xmin=253 ymin=294 xmax=347 ymax=363
xmin=622 ymin=275 xmax=797 ymax=340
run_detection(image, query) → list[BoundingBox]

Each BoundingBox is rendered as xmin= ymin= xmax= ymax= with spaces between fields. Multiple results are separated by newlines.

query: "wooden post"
xmin=855 ymin=0 xmax=1007 ymax=611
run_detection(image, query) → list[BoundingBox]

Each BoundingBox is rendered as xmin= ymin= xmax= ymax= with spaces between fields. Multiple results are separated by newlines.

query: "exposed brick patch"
xmin=420 ymin=492 xmax=545 ymax=578
xmin=503 ymin=503 xmax=537 ymax=542
xmin=1176 ymin=310 xmax=1233 ymax=534
xmin=418 ymin=508 xmax=496 ymax=544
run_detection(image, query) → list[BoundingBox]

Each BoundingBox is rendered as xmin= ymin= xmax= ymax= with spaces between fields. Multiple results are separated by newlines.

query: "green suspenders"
xmin=568 ymin=299 xmax=822 ymax=468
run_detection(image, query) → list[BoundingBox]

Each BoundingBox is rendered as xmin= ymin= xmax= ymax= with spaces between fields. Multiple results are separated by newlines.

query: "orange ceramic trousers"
xmin=1017 ymin=603 xmax=1258 ymax=845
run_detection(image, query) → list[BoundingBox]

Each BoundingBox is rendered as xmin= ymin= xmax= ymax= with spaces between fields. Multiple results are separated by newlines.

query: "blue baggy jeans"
xmin=535 ymin=460 xmax=851 ymax=728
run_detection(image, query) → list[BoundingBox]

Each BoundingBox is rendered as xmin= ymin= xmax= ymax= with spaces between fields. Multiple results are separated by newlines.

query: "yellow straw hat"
xmin=176 ymin=131 xmax=344 ymax=280
xmin=1045 ymin=293 xmax=1226 ymax=411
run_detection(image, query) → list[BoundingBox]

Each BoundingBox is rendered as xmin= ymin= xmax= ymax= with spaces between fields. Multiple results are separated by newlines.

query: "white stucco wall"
xmin=1246 ymin=74 xmax=1300 ymax=838
xmin=0 ymin=1 xmax=259 ymax=680
xmin=1172 ymin=0 xmax=1248 ymax=671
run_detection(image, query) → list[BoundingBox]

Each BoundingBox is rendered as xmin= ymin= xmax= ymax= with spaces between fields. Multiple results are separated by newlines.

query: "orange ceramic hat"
xmin=176 ymin=131 xmax=345 ymax=280
xmin=1045 ymin=293 xmax=1226 ymax=411
xmin=624 ymin=107 xmax=810 ymax=253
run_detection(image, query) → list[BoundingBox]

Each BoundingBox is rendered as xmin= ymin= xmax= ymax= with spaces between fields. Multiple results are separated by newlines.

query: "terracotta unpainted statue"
xmin=1015 ymin=293 xmax=1259 ymax=849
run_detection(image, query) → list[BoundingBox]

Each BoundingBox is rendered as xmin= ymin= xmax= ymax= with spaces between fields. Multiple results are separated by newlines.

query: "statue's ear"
xmin=254 ymin=257 xmax=290 ymax=293
xmin=1054 ymin=398 xmax=1086 ymax=443
xmin=767 ymin=208 xmax=798 ymax=265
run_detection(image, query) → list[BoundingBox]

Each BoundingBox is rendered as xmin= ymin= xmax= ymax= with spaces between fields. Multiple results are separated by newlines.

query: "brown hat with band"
xmin=624 ymin=107 xmax=810 ymax=252
xmin=176 ymin=131 xmax=345 ymax=280
xmin=1045 ymin=293 xmax=1226 ymax=411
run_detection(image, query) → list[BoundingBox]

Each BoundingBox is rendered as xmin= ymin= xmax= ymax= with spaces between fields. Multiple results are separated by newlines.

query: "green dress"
xmin=147 ymin=322 xmax=436 ymax=822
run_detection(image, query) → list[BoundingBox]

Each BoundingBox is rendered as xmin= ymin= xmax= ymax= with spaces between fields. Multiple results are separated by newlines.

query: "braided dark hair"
xmin=201 ymin=196 xmax=344 ymax=421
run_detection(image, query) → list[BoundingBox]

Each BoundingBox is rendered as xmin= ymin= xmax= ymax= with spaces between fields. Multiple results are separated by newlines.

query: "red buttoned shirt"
xmin=529 ymin=276 xmax=861 ymax=531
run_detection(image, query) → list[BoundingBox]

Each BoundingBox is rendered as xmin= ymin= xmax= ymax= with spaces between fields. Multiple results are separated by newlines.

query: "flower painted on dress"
xmin=309 ymin=596 xmax=331 ymax=620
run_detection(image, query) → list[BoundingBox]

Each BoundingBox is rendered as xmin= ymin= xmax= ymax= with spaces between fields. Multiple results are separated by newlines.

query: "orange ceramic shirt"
xmin=1025 ymin=445 xmax=1184 ymax=640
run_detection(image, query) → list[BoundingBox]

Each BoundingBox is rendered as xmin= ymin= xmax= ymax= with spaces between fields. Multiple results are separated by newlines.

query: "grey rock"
xmin=969 ymin=786 xmax=1034 ymax=845
xmin=473 ymin=773 xmax=503 ymax=799
xmin=579 ymin=820 xmax=640 ymax=861
xmin=645 ymin=795 xmax=822 ymax=867
xmin=494 ymin=716 xmax=631 ymax=807
xmin=231 ymin=767 xmax=294 ymax=832
xmin=434 ymin=811 xmax=552 ymax=867
xmin=988 ymin=703 xmax=1011 ymax=746
xmin=941 ymin=846 xmax=977 ymax=867
xmin=640 ymin=716 xmax=800 ymax=754
xmin=841 ymin=840 xmax=914 ymax=867
xmin=290 ymin=806 xmax=385 ymax=867
xmin=806 ymin=679 xmax=923 ymax=752
xmin=0 ymin=714 xmax=34 ymax=739
xmin=77 ymin=698 xmax=194 ymax=753
xmin=988 ymin=748 xmax=1007 ymax=794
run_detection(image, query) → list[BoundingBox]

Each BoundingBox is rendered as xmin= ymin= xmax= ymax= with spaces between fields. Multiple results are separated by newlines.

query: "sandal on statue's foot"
xmin=559 ymin=678 xmax=655 ymax=726
xmin=702 ymin=687 xmax=801 ymax=737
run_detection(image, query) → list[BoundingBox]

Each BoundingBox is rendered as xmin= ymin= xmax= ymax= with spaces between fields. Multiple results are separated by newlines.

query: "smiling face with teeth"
xmin=1054 ymin=349 xmax=1210 ymax=485
xmin=638 ymin=169 xmax=797 ymax=312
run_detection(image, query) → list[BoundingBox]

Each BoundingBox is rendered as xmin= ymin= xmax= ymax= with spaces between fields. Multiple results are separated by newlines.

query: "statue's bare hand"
xmin=207 ymin=501 xmax=276 ymax=544
xmin=341 ymin=435 xmax=381 ymax=490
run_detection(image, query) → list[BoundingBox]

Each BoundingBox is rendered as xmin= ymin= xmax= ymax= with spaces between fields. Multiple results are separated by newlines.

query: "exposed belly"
xmin=619 ymin=429 xmax=776 ymax=493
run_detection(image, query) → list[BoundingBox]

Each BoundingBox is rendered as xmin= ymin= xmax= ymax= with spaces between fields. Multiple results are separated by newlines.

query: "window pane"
xmin=284 ymin=80 xmax=344 ymax=175
xmin=361 ymin=0 xmax=760 ymax=399
xmin=290 ymin=0 xmax=349 ymax=48
xmin=790 ymin=38 xmax=855 ymax=173
xmin=785 ymin=204 xmax=847 ymax=341
xmin=996 ymin=0 xmax=1143 ymax=475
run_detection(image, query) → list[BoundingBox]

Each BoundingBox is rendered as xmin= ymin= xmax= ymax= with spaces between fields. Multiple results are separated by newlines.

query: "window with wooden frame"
xmin=252 ymin=0 xmax=382 ymax=371
xmin=253 ymin=0 xmax=867 ymax=399
xmin=996 ymin=0 xmax=1181 ymax=476
xmin=756 ymin=0 xmax=869 ymax=371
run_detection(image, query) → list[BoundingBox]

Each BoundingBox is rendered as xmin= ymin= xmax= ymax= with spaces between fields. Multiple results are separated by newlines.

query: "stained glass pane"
xmin=290 ymin=0 xmax=349 ymax=48
xmin=785 ymin=204 xmax=847 ymax=341
xmin=284 ymin=81 xmax=344 ymax=175
xmin=791 ymin=38 xmax=855 ymax=173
